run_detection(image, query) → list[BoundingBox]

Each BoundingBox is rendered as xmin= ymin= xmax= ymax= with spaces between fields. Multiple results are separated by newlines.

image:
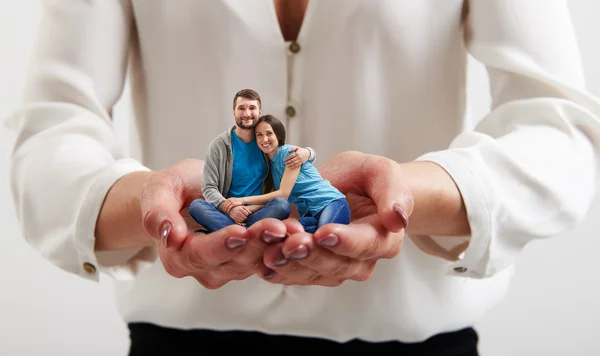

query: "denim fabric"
xmin=189 ymin=198 xmax=291 ymax=233
xmin=297 ymin=198 xmax=351 ymax=234
xmin=270 ymin=144 xmax=345 ymax=218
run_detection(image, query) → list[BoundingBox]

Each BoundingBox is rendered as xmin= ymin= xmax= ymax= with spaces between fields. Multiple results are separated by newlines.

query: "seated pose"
xmin=188 ymin=89 xmax=316 ymax=233
xmin=221 ymin=114 xmax=351 ymax=233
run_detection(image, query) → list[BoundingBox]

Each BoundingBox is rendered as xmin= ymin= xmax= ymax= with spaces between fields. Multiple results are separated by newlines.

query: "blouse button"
xmin=285 ymin=105 xmax=297 ymax=117
xmin=289 ymin=41 xmax=301 ymax=54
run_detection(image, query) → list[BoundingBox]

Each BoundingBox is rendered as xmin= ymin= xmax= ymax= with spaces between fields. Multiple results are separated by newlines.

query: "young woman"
xmin=220 ymin=115 xmax=351 ymax=233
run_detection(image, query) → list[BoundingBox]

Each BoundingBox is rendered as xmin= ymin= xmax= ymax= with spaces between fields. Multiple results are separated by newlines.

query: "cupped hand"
xmin=256 ymin=151 xmax=414 ymax=286
xmin=139 ymin=159 xmax=284 ymax=288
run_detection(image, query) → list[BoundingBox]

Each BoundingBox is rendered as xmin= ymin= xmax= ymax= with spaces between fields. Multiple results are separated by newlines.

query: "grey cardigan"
xmin=202 ymin=126 xmax=315 ymax=209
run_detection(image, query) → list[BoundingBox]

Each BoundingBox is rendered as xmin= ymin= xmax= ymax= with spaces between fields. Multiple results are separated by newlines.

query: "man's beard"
xmin=236 ymin=118 xmax=256 ymax=130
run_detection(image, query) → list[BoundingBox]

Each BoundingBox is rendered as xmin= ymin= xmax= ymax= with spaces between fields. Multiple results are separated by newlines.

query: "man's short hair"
xmin=233 ymin=89 xmax=261 ymax=109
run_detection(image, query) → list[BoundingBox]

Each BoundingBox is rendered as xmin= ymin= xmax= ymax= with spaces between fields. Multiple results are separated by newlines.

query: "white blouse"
xmin=6 ymin=0 xmax=600 ymax=343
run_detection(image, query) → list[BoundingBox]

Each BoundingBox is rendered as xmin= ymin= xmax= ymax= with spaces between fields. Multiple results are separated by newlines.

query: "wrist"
xmin=307 ymin=147 xmax=315 ymax=161
xmin=95 ymin=171 xmax=155 ymax=250
xmin=399 ymin=161 xmax=470 ymax=237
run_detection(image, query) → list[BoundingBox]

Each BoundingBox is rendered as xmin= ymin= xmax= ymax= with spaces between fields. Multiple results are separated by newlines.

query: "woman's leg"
xmin=245 ymin=197 xmax=291 ymax=226
xmin=297 ymin=216 xmax=319 ymax=233
xmin=188 ymin=199 xmax=236 ymax=233
xmin=316 ymin=198 xmax=351 ymax=230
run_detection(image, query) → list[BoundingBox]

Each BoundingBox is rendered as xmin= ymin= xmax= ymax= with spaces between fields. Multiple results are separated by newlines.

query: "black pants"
xmin=128 ymin=322 xmax=479 ymax=355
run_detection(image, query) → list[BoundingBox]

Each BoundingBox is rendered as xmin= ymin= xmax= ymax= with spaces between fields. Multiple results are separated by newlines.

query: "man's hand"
xmin=285 ymin=147 xmax=310 ymax=169
xmin=228 ymin=205 xmax=251 ymax=225
xmin=255 ymin=151 xmax=414 ymax=286
xmin=221 ymin=197 xmax=245 ymax=214
xmin=139 ymin=159 xmax=282 ymax=288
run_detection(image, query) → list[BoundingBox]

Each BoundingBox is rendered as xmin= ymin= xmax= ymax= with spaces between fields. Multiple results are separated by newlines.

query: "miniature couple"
xmin=188 ymin=89 xmax=350 ymax=234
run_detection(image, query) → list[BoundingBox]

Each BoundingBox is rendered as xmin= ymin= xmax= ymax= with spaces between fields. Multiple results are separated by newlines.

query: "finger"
xmin=233 ymin=214 xmax=244 ymax=224
xmin=225 ymin=218 xmax=288 ymax=269
xmin=262 ymin=242 xmax=319 ymax=280
xmin=282 ymin=218 xmax=305 ymax=235
xmin=278 ymin=231 xmax=370 ymax=281
xmin=161 ymin=224 xmax=249 ymax=278
xmin=313 ymin=214 xmax=403 ymax=260
xmin=246 ymin=217 xmax=288 ymax=244
xmin=362 ymin=156 xmax=413 ymax=233
xmin=141 ymin=171 xmax=189 ymax=250
xmin=258 ymin=250 xmax=346 ymax=287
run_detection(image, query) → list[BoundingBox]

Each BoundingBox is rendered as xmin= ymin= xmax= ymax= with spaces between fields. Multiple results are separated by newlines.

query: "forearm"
xmin=400 ymin=161 xmax=470 ymax=237
xmin=95 ymin=171 xmax=155 ymax=250
xmin=246 ymin=205 xmax=264 ymax=213
xmin=244 ymin=190 xmax=285 ymax=205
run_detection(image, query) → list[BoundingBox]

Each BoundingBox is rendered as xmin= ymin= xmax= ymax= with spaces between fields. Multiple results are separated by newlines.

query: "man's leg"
xmin=245 ymin=197 xmax=291 ymax=226
xmin=188 ymin=199 xmax=236 ymax=233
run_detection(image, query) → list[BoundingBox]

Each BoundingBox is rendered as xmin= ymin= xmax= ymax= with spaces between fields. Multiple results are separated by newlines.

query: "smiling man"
xmin=189 ymin=89 xmax=316 ymax=233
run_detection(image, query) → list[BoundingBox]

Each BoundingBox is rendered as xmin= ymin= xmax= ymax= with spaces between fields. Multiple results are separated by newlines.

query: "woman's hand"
xmin=221 ymin=197 xmax=246 ymax=214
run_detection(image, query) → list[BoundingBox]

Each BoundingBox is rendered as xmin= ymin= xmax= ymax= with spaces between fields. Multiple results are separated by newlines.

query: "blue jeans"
xmin=297 ymin=198 xmax=351 ymax=234
xmin=188 ymin=197 xmax=291 ymax=233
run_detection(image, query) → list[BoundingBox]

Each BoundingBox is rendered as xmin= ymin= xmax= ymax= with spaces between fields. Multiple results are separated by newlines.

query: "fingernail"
xmin=263 ymin=269 xmax=277 ymax=279
xmin=393 ymin=203 xmax=409 ymax=228
xmin=287 ymin=245 xmax=308 ymax=260
xmin=160 ymin=221 xmax=172 ymax=248
xmin=274 ymin=253 xmax=288 ymax=266
xmin=226 ymin=237 xmax=247 ymax=249
xmin=317 ymin=234 xmax=339 ymax=247
xmin=262 ymin=230 xmax=286 ymax=244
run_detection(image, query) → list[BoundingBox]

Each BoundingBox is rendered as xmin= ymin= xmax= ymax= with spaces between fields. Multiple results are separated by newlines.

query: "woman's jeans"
xmin=189 ymin=198 xmax=291 ymax=233
xmin=298 ymin=198 xmax=351 ymax=234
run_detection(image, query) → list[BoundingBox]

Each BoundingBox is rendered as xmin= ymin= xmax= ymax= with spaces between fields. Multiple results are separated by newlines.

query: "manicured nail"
xmin=273 ymin=253 xmax=288 ymax=266
xmin=160 ymin=221 xmax=172 ymax=248
xmin=393 ymin=203 xmax=409 ymax=228
xmin=226 ymin=237 xmax=247 ymax=249
xmin=263 ymin=269 xmax=277 ymax=279
xmin=317 ymin=234 xmax=339 ymax=247
xmin=287 ymin=245 xmax=309 ymax=260
xmin=262 ymin=230 xmax=286 ymax=243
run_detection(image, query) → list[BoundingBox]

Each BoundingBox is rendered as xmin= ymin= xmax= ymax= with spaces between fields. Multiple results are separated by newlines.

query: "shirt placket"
xmin=285 ymin=40 xmax=302 ymax=145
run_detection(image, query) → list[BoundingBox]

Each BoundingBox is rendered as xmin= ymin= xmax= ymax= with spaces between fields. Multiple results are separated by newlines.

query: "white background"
xmin=1 ymin=1 xmax=598 ymax=355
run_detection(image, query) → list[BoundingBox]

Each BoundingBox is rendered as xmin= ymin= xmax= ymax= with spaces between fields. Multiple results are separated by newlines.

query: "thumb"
xmin=140 ymin=170 xmax=189 ymax=250
xmin=362 ymin=156 xmax=414 ymax=233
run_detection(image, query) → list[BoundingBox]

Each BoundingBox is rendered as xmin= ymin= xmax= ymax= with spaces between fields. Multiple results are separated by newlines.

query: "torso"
xmin=122 ymin=0 xmax=505 ymax=342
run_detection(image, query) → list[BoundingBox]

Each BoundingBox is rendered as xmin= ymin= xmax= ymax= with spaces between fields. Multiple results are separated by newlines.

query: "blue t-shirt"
xmin=227 ymin=130 xmax=267 ymax=198
xmin=270 ymin=144 xmax=345 ymax=217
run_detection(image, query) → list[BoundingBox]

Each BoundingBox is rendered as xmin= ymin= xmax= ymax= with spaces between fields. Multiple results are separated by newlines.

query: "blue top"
xmin=270 ymin=144 xmax=345 ymax=217
xmin=227 ymin=130 xmax=267 ymax=198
